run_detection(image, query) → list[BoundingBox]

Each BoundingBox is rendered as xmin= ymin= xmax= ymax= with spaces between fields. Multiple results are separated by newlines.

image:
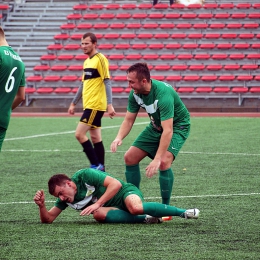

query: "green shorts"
xmin=0 ymin=126 xmax=7 ymax=152
xmin=132 ymin=124 xmax=190 ymax=159
xmin=109 ymin=183 xmax=144 ymax=212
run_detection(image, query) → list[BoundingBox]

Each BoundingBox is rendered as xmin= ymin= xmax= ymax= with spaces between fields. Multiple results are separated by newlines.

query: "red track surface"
xmin=11 ymin=112 xmax=260 ymax=117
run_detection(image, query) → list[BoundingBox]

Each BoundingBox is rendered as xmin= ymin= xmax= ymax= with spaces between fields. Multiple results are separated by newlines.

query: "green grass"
xmin=0 ymin=116 xmax=259 ymax=260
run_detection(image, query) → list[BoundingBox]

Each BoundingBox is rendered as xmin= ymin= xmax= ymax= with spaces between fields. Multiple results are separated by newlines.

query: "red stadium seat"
xmin=47 ymin=44 xmax=63 ymax=51
xmin=109 ymin=65 xmax=119 ymax=71
xmin=66 ymin=13 xmax=82 ymax=20
xmin=209 ymin=23 xmax=225 ymax=29
xmin=54 ymin=34 xmax=70 ymax=41
xmin=152 ymin=76 xmax=165 ymax=81
xmin=126 ymin=23 xmax=141 ymax=29
xmin=218 ymin=75 xmax=235 ymax=81
xmin=204 ymin=34 xmax=220 ymax=39
xmin=203 ymin=3 xmax=218 ymax=9
xmin=77 ymin=23 xmax=92 ymax=30
xmin=125 ymin=54 xmax=142 ymax=60
xmin=25 ymin=88 xmax=36 ymax=94
xmin=106 ymin=3 xmax=120 ymax=10
xmin=253 ymin=3 xmax=260 ymax=9
xmin=36 ymin=87 xmax=54 ymax=93
xmin=60 ymin=23 xmax=76 ymax=30
xmin=234 ymin=43 xmax=250 ymax=49
xmin=247 ymin=53 xmax=260 ymax=59
xmin=187 ymin=4 xmax=202 ymax=9
xmin=187 ymin=33 xmax=203 ymax=39
xmin=213 ymin=87 xmax=230 ymax=93
xmin=200 ymin=43 xmax=215 ymax=49
xmin=248 ymin=13 xmax=260 ymax=19
xmin=71 ymin=88 xmax=79 ymax=93
xmin=132 ymin=44 xmax=148 ymax=50
xmin=99 ymin=44 xmax=114 ymax=50
xmin=132 ymin=13 xmax=147 ymax=19
xmin=236 ymin=3 xmax=251 ymax=9
xmin=119 ymin=65 xmax=131 ymax=71
xmin=109 ymin=54 xmax=125 ymax=60
xmin=221 ymin=33 xmax=237 ymax=39
xmin=172 ymin=64 xmax=188 ymax=71
xmin=214 ymin=13 xmax=230 ymax=19
xmin=89 ymin=4 xmax=104 ymax=10
xmin=183 ymin=43 xmax=198 ymax=49
xmin=121 ymin=4 xmax=137 ymax=10
xmin=211 ymin=54 xmax=228 ymax=60
xmin=165 ymin=13 xmax=181 ymax=19
xmin=201 ymin=75 xmax=217 ymax=81
xmin=154 ymin=33 xmax=170 ymax=39
xmin=104 ymin=33 xmax=120 ymax=39
xmin=93 ymin=24 xmax=109 ymax=29
xmin=61 ymin=75 xmax=78 ymax=82
xmin=27 ymin=75 xmax=43 ymax=82
xmin=171 ymin=33 xmax=186 ymax=39
xmin=73 ymin=4 xmax=88 ymax=11
xmin=176 ymin=23 xmax=192 ymax=29
xmin=116 ymin=13 xmax=131 ymax=19
xmin=70 ymin=34 xmax=84 ymax=40
xmin=177 ymin=87 xmax=194 ymax=93
xmin=137 ymin=3 xmax=152 ymax=9
xmin=159 ymin=23 xmax=175 ymax=29
xmin=148 ymin=13 xmax=164 ymax=19
xmin=64 ymin=44 xmax=80 ymax=51
xmin=110 ymin=23 xmax=125 ymax=29
xmin=236 ymin=75 xmax=253 ymax=81
xmin=229 ymin=53 xmax=245 ymax=60
xmin=137 ymin=33 xmax=153 ymax=39
xmin=170 ymin=4 xmax=185 ymax=9
xmin=33 ymin=65 xmax=50 ymax=72
xmin=206 ymin=65 xmax=222 ymax=71
xmin=224 ymin=64 xmax=240 ymax=70
xmin=238 ymin=34 xmax=254 ymax=39
xmin=183 ymin=75 xmax=200 ymax=81
xmin=43 ymin=75 xmax=60 ymax=82
xmin=160 ymin=54 xmax=176 ymax=60
xmin=165 ymin=43 xmax=181 ymax=49
xmin=196 ymin=87 xmax=212 ymax=93
xmin=142 ymin=54 xmax=159 ymax=60
xmin=83 ymin=13 xmax=98 ymax=20
xmin=113 ymin=76 xmax=127 ymax=81
xmin=219 ymin=3 xmax=234 ymax=9
xmin=51 ymin=65 xmax=67 ymax=71
xmin=153 ymin=3 xmax=169 ymax=9
xmin=40 ymin=54 xmax=56 ymax=61
xmin=74 ymin=54 xmax=87 ymax=61
xmin=57 ymin=55 xmax=76 ymax=62
xmin=250 ymin=87 xmax=260 ymax=93
xmin=165 ymin=75 xmax=182 ymax=81
xmin=142 ymin=23 xmax=158 ymax=29
xmin=99 ymin=13 xmax=115 ymax=19
xmin=114 ymin=44 xmax=129 ymax=50
xmin=194 ymin=54 xmax=210 ymax=60
xmin=54 ymin=87 xmax=72 ymax=94
xmin=182 ymin=13 xmax=197 ymax=19
xmin=232 ymin=87 xmax=248 ymax=93
xmin=226 ymin=23 xmax=242 ymax=29
xmin=198 ymin=13 xmax=213 ymax=19
xmin=120 ymin=33 xmax=136 ymax=39
xmin=189 ymin=64 xmax=205 ymax=71
xmin=148 ymin=44 xmax=164 ymax=50
xmin=242 ymin=64 xmax=258 ymax=70
xmin=216 ymin=43 xmax=232 ymax=50
xmin=154 ymin=65 xmax=171 ymax=71
xmin=243 ymin=23 xmax=259 ymax=29
xmin=193 ymin=23 xmax=208 ymax=29
xmin=68 ymin=65 xmax=83 ymax=71
xmin=231 ymin=13 xmax=247 ymax=19
xmin=112 ymin=87 xmax=125 ymax=93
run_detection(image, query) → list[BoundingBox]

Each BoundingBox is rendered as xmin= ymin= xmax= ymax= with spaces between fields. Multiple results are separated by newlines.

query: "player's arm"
xmin=110 ymin=111 xmax=138 ymax=152
xmin=68 ymin=82 xmax=83 ymax=114
xmin=34 ymin=190 xmax=62 ymax=223
xmin=146 ymin=118 xmax=173 ymax=178
xmin=80 ymin=176 xmax=122 ymax=216
xmin=104 ymin=78 xmax=116 ymax=119
xmin=12 ymin=86 xmax=25 ymax=110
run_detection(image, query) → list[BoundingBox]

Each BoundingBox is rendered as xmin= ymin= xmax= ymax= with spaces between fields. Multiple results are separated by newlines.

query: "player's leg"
xmin=0 ymin=127 xmax=7 ymax=152
xmin=124 ymin=146 xmax=147 ymax=188
xmin=124 ymin=194 xmax=199 ymax=220
xmin=75 ymin=109 xmax=102 ymax=167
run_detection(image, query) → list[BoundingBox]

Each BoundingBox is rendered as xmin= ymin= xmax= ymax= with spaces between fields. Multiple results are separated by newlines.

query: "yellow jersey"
xmin=81 ymin=53 xmax=110 ymax=111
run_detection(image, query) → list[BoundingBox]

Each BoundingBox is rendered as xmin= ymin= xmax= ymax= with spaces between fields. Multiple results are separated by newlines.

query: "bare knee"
xmin=127 ymin=204 xmax=144 ymax=215
xmin=93 ymin=209 xmax=107 ymax=222
xmin=159 ymin=153 xmax=174 ymax=170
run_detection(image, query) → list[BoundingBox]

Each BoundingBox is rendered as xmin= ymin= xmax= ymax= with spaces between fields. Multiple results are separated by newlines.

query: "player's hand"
xmin=107 ymin=104 xmax=116 ymax=119
xmin=145 ymin=159 xmax=161 ymax=178
xmin=110 ymin=139 xmax=122 ymax=152
xmin=34 ymin=190 xmax=45 ymax=207
xmin=68 ymin=103 xmax=75 ymax=115
xmin=80 ymin=203 xmax=101 ymax=216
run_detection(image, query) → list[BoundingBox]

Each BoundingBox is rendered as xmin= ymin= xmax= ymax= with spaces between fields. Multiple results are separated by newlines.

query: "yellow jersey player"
xmin=68 ymin=32 xmax=116 ymax=170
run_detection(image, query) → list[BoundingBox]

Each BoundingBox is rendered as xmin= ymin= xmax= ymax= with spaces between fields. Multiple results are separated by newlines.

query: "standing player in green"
xmin=34 ymin=167 xmax=199 ymax=224
xmin=68 ymin=32 xmax=116 ymax=171
xmin=0 ymin=27 xmax=25 ymax=151
xmin=110 ymin=63 xmax=190 ymax=205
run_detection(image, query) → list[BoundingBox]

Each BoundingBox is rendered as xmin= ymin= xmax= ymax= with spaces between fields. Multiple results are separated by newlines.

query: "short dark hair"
xmin=126 ymin=63 xmax=151 ymax=82
xmin=48 ymin=174 xmax=71 ymax=195
xmin=82 ymin=32 xmax=97 ymax=44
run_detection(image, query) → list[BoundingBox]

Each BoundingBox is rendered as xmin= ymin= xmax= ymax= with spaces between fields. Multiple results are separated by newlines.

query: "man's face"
xmin=127 ymin=71 xmax=147 ymax=94
xmin=53 ymin=181 xmax=76 ymax=203
xmin=81 ymin=36 xmax=96 ymax=56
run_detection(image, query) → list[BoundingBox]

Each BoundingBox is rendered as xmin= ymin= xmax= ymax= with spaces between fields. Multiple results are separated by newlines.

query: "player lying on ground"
xmin=34 ymin=168 xmax=200 ymax=224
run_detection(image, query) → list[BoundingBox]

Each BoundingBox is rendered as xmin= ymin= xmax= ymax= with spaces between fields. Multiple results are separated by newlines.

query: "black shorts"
xmin=79 ymin=109 xmax=104 ymax=129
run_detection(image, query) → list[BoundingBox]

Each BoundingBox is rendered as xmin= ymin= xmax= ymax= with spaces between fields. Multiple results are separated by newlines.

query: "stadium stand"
xmin=2 ymin=0 xmax=260 ymax=110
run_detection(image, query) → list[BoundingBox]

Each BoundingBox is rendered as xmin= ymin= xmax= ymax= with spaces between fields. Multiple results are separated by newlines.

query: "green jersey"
xmin=55 ymin=168 xmax=143 ymax=211
xmin=0 ymin=46 xmax=25 ymax=129
xmin=127 ymin=79 xmax=190 ymax=133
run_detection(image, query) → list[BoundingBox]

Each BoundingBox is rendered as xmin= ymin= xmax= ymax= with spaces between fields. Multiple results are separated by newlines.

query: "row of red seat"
xmin=25 ymin=86 xmax=260 ymax=95
xmin=40 ymin=53 xmax=260 ymax=62
xmin=67 ymin=12 xmax=260 ymax=21
xmin=55 ymin=32 xmax=260 ymax=41
xmin=34 ymin=64 xmax=259 ymax=72
xmin=49 ymin=42 xmax=260 ymax=52
xmin=27 ymin=74 xmax=260 ymax=83
xmin=61 ymin=22 xmax=259 ymax=31
xmin=71 ymin=3 xmax=260 ymax=11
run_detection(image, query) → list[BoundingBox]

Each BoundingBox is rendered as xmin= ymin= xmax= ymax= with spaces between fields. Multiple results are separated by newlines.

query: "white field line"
xmin=4 ymin=122 xmax=149 ymax=141
xmin=0 ymin=192 xmax=259 ymax=205
xmin=2 ymin=149 xmax=260 ymax=156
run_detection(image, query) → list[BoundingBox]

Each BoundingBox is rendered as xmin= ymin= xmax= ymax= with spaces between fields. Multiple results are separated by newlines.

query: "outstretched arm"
xmin=110 ymin=111 xmax=138 ymax=152
xmin=34 ymin=190 xmax=62 ymax=223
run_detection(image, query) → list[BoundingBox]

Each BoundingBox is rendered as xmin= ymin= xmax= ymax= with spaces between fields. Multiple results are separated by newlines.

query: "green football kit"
xmin=126 ymin=79 xmax=190 ymax=205
xmin=53 ymin=168 xmax=192 ymax=223
xmin=55 ymin=168 xmax=143 ymax=212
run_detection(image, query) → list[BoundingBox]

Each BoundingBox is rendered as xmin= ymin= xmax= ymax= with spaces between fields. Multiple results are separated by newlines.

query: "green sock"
xmin=143 ymin=202 xmax=186 ymax=218
xmin=125 ymin=164 xmax=141 ymax=188
xmin=104 ymin=209 xmax=146 ymax=223
xmin=159 ymin=168 xmax=174 ymax=205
